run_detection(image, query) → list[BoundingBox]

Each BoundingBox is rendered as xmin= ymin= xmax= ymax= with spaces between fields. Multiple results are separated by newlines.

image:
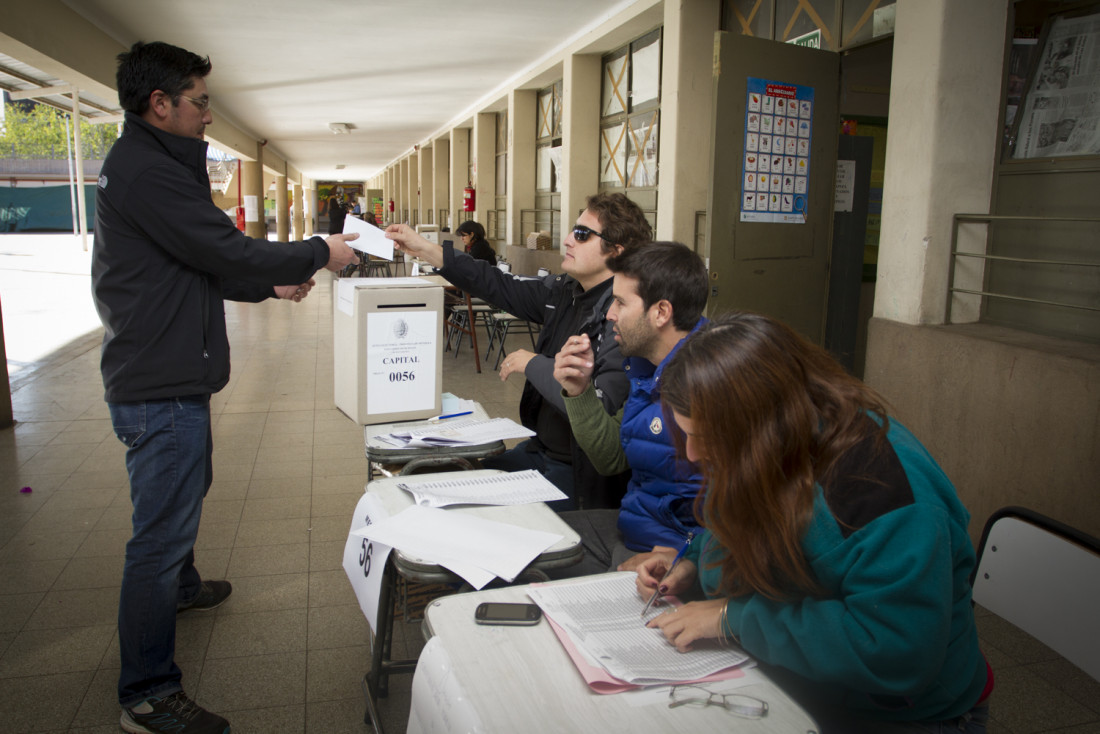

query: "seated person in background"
xmin=386 ymin=193 xmax=652 ymax=509
xmin=455 ymin=220 xmax=496 ymax=265
xmin=635 ymin=312 xmax=992 ymax=734
xmin=552 ymin=241 xmax=708 ymax=575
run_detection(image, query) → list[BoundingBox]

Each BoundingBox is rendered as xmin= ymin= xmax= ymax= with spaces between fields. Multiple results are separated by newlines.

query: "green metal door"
xmin=705 ymin=32 xmax=840 ymax=343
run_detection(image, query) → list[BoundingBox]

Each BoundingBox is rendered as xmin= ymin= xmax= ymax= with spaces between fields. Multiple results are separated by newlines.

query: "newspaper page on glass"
xmin=1013 ymin=11 xmax=1100 ymax=159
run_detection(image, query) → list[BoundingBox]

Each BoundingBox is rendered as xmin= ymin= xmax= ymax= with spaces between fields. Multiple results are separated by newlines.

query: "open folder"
xmin=527 ymin=573 xmax=751 ymax=690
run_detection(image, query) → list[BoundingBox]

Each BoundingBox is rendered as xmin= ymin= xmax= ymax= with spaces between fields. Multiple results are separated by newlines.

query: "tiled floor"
xmin=1 ymin=244 xmax=1097 ymax=733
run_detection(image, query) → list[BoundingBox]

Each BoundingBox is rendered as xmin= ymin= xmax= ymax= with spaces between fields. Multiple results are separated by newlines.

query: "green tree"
xmin=0 ymin=101 xmax=119 ymax=160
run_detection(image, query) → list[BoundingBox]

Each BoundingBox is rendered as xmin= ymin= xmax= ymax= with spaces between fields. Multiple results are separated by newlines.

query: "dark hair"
xmin=608 ymin=241 xmax=708 ymax=331
xmin=584 ymin=193 xmax=652 ymax=256
xmin=455 ymin=220 xmax=486 ymax=246
xmin=116 ymin=41 xmax=212 ymax=115
xmin=661 ymin=311 xmax=890 ymax=601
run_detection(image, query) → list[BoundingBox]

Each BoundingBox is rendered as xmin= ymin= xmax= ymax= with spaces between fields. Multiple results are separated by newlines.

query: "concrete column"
xmin=397 ymin=159 xmax=407 ymax=223
xmin=656 ymin=0 xmax=720 ymax=245
xmin=417 ymin=148 xmax=430 ymax=226
xmin=0 ymin=296 xmax=12 ymax=428
xmin=562 ymin=54 xmax=601 ymax=242
xmin=303 ymin=182 xmax=314 ymax=237
xmin=432 ymin=138 xmax=450 ymax=229
xmin=407 ymin=152 xmax=419 ymax=225
xmin=875 ymin=0 xmax=1008 ymax=325
xmin=275 ymin=171 xmax=289 ymax=241
xmin=450 ymin=127 xmax=470 ymax=232
xmin=473 ymin=113 xmax=497 ymax=230
xmin=292 ymin=182 xmax=304 ymax=240
xmin=507 ymin=89 xmax=537 ymax=245
xmin=241 ymin=147 xmax=265 ymax=239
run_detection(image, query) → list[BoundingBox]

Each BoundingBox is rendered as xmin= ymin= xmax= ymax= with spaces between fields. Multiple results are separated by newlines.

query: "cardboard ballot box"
xmin=333 ymin=278 xmax=444 ymax=425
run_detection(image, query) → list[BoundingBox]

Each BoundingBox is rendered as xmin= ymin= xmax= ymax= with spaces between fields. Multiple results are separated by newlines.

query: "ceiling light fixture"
xmin=328 ymin=122 xmax=351 ymax=135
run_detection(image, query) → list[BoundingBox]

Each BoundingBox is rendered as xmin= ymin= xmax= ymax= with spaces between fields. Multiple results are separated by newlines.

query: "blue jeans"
xmin=481 ymin=439 xmax=576 ymax=510
xmin=109 ymin=396 xmax=213 ymax=707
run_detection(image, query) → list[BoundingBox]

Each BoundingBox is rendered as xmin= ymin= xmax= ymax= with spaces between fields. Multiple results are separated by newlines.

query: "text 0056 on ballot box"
xmin=334 ymin=278 xmax=443 ymax=425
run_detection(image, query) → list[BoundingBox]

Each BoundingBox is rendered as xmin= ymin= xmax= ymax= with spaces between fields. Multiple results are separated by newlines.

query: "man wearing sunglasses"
xmin=387 ymin=193 xmax=652 ymax=509
xmin=93 ymin=41 xmax=358 ymax=734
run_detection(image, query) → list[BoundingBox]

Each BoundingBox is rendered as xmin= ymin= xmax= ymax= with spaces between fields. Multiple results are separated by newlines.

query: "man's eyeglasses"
xmin=571 ymin=225 xmax=604 ymax=243
xmin=668 ymin=685 xmax=768 ymax=719
xmin=179 ymin=95 xmax=211 ymax=113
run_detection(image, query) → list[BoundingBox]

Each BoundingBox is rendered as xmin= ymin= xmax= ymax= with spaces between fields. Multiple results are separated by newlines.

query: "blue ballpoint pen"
xmin=429 ymin=410 xmax=472 ymax=422
xmin=640 ymin=531 xmax=694 ymax=617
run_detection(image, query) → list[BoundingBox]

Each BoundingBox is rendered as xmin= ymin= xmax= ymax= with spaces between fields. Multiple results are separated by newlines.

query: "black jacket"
xmin=439 ymin=243 xmax=630 ymax=509
xmin=92 ymin=112 xmax=329 ymax=402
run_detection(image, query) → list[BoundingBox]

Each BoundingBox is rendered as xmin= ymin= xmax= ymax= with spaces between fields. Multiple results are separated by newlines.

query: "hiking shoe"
xmin=177 ymin=580 xmax=232 ymax=613
xmin=121 ymin=691 xmax=230 ymax=733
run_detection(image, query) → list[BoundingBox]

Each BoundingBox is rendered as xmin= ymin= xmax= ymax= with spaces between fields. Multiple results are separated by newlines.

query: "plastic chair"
xmin=971 ymin=506 xmax=1100 ymax=681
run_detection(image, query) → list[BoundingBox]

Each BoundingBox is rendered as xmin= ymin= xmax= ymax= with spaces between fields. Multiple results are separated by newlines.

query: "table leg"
xmin=362 ymin=557 xmax=418 ymax=729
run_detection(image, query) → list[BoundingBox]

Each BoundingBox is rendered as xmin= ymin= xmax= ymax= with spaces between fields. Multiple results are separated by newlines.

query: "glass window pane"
xmin=537 ymin=144 xmax=552 ymax=191
xmin=776 ymin=0 xmax=836 ymax=47
xmin=600 ymin=122 xmax=627 ymax=186
xmin=538 ymin=88 xmax=554 ymax=139
xmin=496 ymin=111 xmax=508 ymax=154
xmin=552 ymin=80 xmax=563 ymax=138
xmin=602 ymin=52 xmax=628 ymax=116
xmin=550 ymin=145 xmax=562 ymax=193
xmin=496 ymin=152 xmax=507 ymax=195
xmin=631 ymin=34 xmax=661 ymax=108
xmin=627 ymin=112 xmax=659 ymax=187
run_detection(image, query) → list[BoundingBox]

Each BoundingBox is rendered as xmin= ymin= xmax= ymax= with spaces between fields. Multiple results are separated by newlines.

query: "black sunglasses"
xmin=572 ymin=225 xmax=604 ymax=243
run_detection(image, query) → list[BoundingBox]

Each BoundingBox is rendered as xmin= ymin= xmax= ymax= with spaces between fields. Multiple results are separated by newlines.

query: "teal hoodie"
xmin=690 ymin=417 xmax=987 ymax=723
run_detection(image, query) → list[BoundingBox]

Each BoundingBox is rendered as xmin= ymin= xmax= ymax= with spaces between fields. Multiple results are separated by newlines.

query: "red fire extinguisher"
xmin=463 ymin=183 xmax=476 ymax=212
xmin=388 ymin=199 xmax=395 ymax=213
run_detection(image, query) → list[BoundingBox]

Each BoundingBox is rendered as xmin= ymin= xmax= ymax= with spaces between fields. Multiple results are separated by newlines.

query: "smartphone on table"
xmin=474 ymin=602 xmax=542 ymax=626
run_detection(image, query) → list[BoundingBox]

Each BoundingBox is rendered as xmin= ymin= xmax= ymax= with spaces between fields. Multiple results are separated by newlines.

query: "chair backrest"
xmin=971 ymin=506 xmax=1100 ymax=681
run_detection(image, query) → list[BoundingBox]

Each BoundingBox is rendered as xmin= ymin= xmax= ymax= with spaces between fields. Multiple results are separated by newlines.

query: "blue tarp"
xmin=0 ymin=185 xmax=97 ymax=232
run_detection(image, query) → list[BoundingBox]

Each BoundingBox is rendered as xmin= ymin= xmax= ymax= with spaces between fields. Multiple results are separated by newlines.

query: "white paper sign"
xmin=834 ymin=159 xmax=855 ymax=213
xmin=244 ymin=195 xmax=259 ymax=222
xmin=342 ymin=492 xmax=393 ymax=633
xmin=366 ymin=310 xmax=437 ymax=414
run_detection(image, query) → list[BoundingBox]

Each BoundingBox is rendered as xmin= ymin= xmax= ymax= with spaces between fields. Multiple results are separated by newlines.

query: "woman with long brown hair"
xmin=634 ymin=311 xmax=991 ymax=733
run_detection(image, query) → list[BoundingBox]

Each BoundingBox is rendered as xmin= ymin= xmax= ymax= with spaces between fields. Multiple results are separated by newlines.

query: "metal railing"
xmin=946 ymin=213 xmax=1100 ymax=323
xmin=520 ymin=208 xmax=560 ymax=248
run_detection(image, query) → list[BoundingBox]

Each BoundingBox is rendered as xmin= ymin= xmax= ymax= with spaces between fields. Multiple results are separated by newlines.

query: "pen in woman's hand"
xmin=640 ymin=532 xmax=693 ymax=617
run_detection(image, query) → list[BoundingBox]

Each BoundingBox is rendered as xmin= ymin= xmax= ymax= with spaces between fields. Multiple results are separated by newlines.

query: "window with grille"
xmin=599 ymin=29 xmax=662 ymax=197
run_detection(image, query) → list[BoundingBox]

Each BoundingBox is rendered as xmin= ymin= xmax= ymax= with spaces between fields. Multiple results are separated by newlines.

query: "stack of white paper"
xmin=376 ymin=417 xmax=534 ymax=448
xmin=352 ymin=504 xmax=562 ymax=589
xmin=527 ymin=574 xmax=750 ymax=684
xmin=396 ymin=470 xmax=567 ymax=507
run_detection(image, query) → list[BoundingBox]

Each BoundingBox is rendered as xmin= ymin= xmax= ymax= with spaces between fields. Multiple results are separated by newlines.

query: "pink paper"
xmin=544 ymin=615 xmax=745 ymax=695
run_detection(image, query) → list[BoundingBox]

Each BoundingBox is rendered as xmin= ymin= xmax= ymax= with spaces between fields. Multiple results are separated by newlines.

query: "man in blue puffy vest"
xmin=553 ymin=241 xmax=708 ymax=575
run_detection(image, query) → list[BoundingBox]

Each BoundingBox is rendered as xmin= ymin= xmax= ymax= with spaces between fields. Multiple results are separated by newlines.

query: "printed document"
xmin=396 ymin=470 xmax=567 ymax=507
xmin=527 ymin=573 xmax=750 ymax=684
xmin=377 ymin=417 xmax=535 ymax=447
xmin=352 ymin=504 xmax=562 ymax=589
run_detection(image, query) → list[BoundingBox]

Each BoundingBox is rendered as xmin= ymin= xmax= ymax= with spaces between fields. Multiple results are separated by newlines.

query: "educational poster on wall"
xmin=366 ymin=311 xmax=438 ymax=414
xmin=740 ymin=78 xmax=814 ymax=224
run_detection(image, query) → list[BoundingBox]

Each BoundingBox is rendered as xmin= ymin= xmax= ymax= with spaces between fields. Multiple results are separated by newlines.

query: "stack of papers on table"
xmin=351 ymin=504 xmax=562 ymax=589
xmin=376 ymin=417 xmax=534 ymax=448
xmin=397 ymin=470 xmax=567 ymax=507
xmin=527 ymin=573 xmax=751 ymax=689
